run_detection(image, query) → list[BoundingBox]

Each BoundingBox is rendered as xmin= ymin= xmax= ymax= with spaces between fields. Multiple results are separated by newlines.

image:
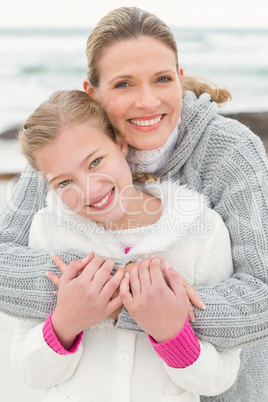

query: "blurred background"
xmin=0 ymin=0 xmax=267 ymax=400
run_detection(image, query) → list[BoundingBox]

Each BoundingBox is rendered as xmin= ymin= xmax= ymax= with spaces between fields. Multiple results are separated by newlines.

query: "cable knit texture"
xmin=126 ymin=122 xmax=179 ymax=175
xmin=43 ymin=312 xmax=83 ymax=355
xmin=1 ymin=91 xmax=268 ymax=401
xmin=149 ymin=318 xmax=201 ymax=368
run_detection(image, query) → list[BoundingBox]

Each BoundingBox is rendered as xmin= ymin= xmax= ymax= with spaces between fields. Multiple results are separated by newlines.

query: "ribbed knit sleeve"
xmin=148 ymin=318 xmax=200 ymax=368
xmin=43 ymin=312 xmax=83 ymax=355
xmin=159 ymin=92 xmax=268 ymax=351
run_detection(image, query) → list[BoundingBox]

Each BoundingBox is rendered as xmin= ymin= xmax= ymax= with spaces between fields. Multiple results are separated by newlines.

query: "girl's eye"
xmin=157 ymin=76 xmax=171 ymax=83
xmin=90 ymin=158 xmax=101 ymax=168
xmin=115 ymin=81 xmax=129 ymax=88
xmin=57 ymin=179 xmax=72 ymax=188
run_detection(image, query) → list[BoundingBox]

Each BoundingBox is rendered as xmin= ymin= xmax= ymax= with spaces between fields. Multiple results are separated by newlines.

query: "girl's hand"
xmin=120 ymin=257 xmax=189 ymax=343
xmin=51 ymin=256 xmax=125 ymax=350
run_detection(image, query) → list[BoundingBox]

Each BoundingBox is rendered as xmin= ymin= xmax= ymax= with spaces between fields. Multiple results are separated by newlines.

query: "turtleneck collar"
xmin=126 ymin=118 xmax=181 ymax=176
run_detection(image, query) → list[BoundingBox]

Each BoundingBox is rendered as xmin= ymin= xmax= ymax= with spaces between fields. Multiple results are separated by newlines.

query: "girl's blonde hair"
xmin=86 ymin=6 xmax=231 ymax=105
xmin=19 ymin=90 xmax=118 ymax=170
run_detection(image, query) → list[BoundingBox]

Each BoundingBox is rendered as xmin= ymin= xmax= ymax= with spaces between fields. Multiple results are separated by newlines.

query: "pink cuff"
xmin=43 ymin=312 xmax=83 ymax=355
xmin=148 ymin=318 xmax=200 ymax=368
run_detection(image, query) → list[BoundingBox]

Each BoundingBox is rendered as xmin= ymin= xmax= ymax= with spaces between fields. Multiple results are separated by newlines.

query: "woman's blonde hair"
xmin=19 ymin=89 xmax=118 ymax=170
xmin=86 ymin=6 xmax=231 ymax=104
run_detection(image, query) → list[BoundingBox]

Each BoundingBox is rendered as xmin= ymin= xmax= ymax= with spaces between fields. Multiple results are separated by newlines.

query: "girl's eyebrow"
xmin=49 ymin=149 xmax=101 ymax=184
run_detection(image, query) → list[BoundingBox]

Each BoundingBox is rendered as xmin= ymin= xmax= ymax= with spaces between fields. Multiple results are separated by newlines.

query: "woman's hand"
xmin=120 ymin=257 xmax=189 ymax=343
xmin=49 ymin=255 xmax=125 ymax=350
xmin=163 ymin=261 xmax=206 ymax=321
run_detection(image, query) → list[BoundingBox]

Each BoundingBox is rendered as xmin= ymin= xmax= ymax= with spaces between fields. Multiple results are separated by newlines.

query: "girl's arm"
xmin=10 ymin=256 xmax=125 ymax=389
xmin=10 ymin=317 xmax=83 ymax=389
xmin=120 ymin=260 xmax=241 ymax=396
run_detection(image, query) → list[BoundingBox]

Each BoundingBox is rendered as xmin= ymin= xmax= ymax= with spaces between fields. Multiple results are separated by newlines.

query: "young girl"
xmin=11 ymin=89 xmax=240 ymax=401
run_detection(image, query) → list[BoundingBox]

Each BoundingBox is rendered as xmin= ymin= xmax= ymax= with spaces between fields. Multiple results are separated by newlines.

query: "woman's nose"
xmin=135 ymin=86 xmax=161 ymax=111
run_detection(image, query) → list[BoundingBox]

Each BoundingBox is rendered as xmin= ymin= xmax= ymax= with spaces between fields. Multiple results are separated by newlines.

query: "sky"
xmin=0 ymin=0 xmax=267 ymax=29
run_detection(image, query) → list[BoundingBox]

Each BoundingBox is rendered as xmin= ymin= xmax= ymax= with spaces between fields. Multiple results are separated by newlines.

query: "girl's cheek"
xmin=62 ymin=188 xmax=84 ymax=213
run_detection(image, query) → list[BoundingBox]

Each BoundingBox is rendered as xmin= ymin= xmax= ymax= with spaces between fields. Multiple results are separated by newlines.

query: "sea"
xmin=0 ymin=27 xmax=268 ymax=173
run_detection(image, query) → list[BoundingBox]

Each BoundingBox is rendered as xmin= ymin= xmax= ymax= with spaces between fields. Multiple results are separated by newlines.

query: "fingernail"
xmin=164 ymin=261 xmax=172 ymax=269
xmin=124 ymin=272 xmax=130 ymax=277
xmin=136 ymin=259 xmax=142 ymax=263
xmin=198 ymin=300 xmax=206 ymax=310
xmin=51 ymin=253 xmax=57 ymax=261
xmin=45 ymin=272 xmax=52 ymax=279
xmin=81 ymin=255 xmax=89 ymax=263
xmin=189 ymin=312 xmax=196 ymax=322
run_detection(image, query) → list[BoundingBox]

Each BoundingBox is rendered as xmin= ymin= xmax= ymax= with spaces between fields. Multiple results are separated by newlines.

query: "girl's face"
xmin=84 ymin=36 xmax=183 ymax=150
xmin=35 ymin=121 xmax=136 ymax=227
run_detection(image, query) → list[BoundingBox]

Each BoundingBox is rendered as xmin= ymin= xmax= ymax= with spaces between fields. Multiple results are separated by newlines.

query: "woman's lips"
xmin=128 ymin=114 xmax=165 ymax=131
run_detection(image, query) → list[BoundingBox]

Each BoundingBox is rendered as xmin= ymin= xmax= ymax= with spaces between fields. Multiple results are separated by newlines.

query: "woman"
xmin=1 ymin=6 xmax=268 ymax=401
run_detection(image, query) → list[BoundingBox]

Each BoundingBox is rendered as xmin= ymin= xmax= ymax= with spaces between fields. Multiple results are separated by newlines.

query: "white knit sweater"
xmin=11 ymin=180 xmax=241 ymax=401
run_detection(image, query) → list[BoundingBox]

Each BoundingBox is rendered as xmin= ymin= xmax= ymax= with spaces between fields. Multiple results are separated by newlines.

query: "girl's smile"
xmin=88 ymin=187 xmax=115 ymax=210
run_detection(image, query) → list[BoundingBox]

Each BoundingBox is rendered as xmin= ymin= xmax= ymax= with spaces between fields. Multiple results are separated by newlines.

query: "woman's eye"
xmin=157 ymin=76 xmax=171 ymax=83
xmin=58 ymin=179 xmax=72 ymax=188
xmin=115 ymin=81 xmax=129 ymax=88
xmin=90 ymin=158 xmax=101 ymax=168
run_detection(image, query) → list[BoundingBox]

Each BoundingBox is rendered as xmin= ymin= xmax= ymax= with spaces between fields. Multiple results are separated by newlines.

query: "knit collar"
xmin=126 ymin=120 xmax=180 ymax=175
xmin=159 ymin=91 xmax=218 ymax=178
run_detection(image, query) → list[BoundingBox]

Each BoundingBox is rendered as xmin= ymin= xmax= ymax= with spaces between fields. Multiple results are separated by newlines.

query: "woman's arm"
xmin=190 ymin=130 xmax=268 ymax=350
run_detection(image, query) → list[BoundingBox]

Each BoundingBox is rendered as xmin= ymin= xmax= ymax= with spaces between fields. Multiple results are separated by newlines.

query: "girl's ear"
xmin=83 ymin=78 xmax=96 ymax=100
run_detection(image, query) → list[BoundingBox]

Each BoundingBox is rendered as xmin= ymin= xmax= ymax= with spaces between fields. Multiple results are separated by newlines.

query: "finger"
xmin=182 ymin=281 xmax=206 ymax=310
xmin=120 ymin=272 xmax=133 ymax=311
xmin=51 ymin=254 xmax=69 ymax=274
xmin=149 ymin=257 xmax=166 ymax=285
xmin=45 ymin=272 xmax=60 ymax=288
xmin=61 ymin=259 xmax=89 ymax=285
xmin=79 ymin=255 xmax=105 ymax=281
xmin=188 ymin=301 xmax=196 ymax=322
xmin=107 ymin=293 xmax=123 ymax=316
xmin=137 ymin=258 xmax=152 ymax=289
xmin=51 ymin=252 xmax=94 ymax=274
xmin=102 ymin=265 xmax=125 ymax=298
xmin=129 ymin=261 xmax=142 ymax=296
xmin=163 ymin=265 xmax=185 ymax=295
xmin=85 ymin=257 xmax=115 ymax=291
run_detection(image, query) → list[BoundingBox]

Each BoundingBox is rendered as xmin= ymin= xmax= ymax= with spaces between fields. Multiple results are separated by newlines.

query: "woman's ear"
xmin=83 ymin=78 xmax=96 ymax=100
xmin=119 ymin=143 xmax=128 ymax=156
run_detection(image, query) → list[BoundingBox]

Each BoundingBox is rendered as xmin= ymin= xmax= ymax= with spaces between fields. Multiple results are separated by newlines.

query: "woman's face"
xmin=84 ymin=36 xmax=183 ymax=150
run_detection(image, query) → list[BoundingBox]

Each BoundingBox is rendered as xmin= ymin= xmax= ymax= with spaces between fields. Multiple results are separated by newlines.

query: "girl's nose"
xmin=135 ymin=86 xmax=161 ymax=111
xmin=80 ymin=175 xmax=102 ymax=204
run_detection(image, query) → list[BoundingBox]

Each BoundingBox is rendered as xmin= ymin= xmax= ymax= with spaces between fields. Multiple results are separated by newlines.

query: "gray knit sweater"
xmin=1 ymin=91 xmax=268 ymax=401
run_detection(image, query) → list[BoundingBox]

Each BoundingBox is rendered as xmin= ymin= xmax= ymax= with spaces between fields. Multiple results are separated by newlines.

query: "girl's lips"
xmin=88 ymin=188 xmax=115 ymax=210
xmin=128 ymin=114 xmax=165 ymax=132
